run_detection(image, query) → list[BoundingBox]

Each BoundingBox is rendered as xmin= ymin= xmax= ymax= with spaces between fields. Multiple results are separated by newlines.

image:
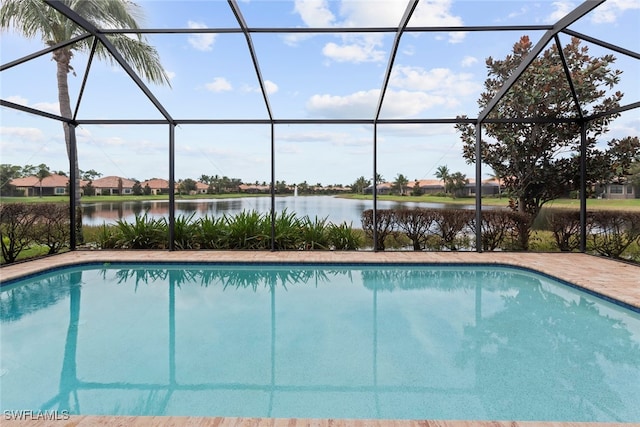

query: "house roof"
xmin=141 ymin=178 xmax=169 ymax=189
xmin=92 ymin=175 xmax=136 ymax=189
xmin=10 ymin=174 xmax=69 ymax=188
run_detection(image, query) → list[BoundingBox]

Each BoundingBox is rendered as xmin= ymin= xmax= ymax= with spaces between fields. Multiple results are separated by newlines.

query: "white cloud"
xmin=410 ymin=0 xmax=466 ymax=43
xmin=382 ymin=90 xmax=448 ymax=117
xmin=166 ymin=71 xmax=176 ymax=81
xmin=5 ymin=95 xmax=60 ymax=115
xmin=305 ymin=65 xmax=481 ymax=119
xmin=461 ymin=56 xmax=478 ymax=67
xmin=264 ymin=80 xmax=279 ymax=95
xmin=322 ymin=36 xmax=385 ymax=63
xmin=294 ymin=0 xmax=335 ymax=27
xmin=390 ymin=66 xmax=480 ymax=97
xmin=0 ymin=126 xmax=45 ymax=142
xmin=32 ymin=102 xmax=60 ymax=115
xmin=241 ymin=80 xmax=279 ymax=95
xmin=187 ymin=21 xmax=216 ymax=51
xmin=5 ymin=95 xmax=28 ymax=105
xmin=291 ymin=0 xmax=464 ymax=63
xmin=205 ymin=77 xmax=233 ymax=92
xmin=546 ymin=1 xmax=576 ymax=23
xmin=306 ymin=89 xmax=379 ymax=118
xmin=591 ymin=0 xmax=640 ymax=24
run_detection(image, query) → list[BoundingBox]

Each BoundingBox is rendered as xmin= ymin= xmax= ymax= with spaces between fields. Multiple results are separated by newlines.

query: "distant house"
xmin=364 ymin=178 xmax=500 ymax=197
xmin=239 ymin=184 xmax=271 ymax=194
xmin=141 ymin=178 xmax=171 ymax=195
xmin=195 ymin=182 xmax=208 ymax=194
xmin=91 ymin=176 xmax=136 ymax=195
xmin=10 ymin=174 xmax=70 ymax=197
xmin=596 ymin=182 xmax=638 ymax=199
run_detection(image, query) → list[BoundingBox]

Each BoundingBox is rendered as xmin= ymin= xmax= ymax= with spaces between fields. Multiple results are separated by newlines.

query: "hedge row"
xmin=361 ymin=208 xmax=640 ymax=258
xmin=2 ymin=204 xmax=639 ymax=263
xmin=98 ymin=210 xmax=361 ymax=251
xmin=0 ymin=203 xmax=70 ymax=263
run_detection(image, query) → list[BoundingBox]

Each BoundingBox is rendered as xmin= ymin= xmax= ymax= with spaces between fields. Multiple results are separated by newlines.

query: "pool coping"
xmin=1 ymin=250 xmax=640 ymax=427
xmin=2 ymin=250 xmax=639 ymax=310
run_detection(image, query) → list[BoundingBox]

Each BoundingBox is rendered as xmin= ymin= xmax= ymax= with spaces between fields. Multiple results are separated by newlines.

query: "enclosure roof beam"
xmin=0 ymin=33 xmax=92 ymax=72
xmin=562 ymin=29 xmax=640 ymax=60
xmin=73 ymin=37 xmax=99 ymax=121
xmin=554 ymin=35 xmax=584 ymax=120
xmin=374 ymin=0 xmax=419 ymax=121
xmin=72 ymin=116 xmax=581 ymax=126
xmin=228 ymin=0 xmax=274 ymax=121
xmin=477 ymin=0 xmax=606 ymax=123
xmin=43 ymin=0 xmax=175 ymax=124
xmin=99 ymin=24 xmax=554 ymax=35
xmin=0 ymin=99 xmax=72 ymax=123
xmin=585 ymin=101 xmax=640 ymax=122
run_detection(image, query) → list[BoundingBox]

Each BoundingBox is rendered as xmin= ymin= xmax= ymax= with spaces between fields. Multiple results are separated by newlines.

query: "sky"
xmin=1 ymin=0 xmax=639 ymax=187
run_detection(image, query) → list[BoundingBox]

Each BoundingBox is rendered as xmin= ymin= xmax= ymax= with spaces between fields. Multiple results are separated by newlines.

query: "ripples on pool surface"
xmin=1 ymin=263 xmax=639 ymax=422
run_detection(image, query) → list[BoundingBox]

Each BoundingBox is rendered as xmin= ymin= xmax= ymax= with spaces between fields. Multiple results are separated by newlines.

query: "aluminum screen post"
xmin=579 ymin=121 xmax=587 ymax=252
xmin=475 ymin=123 xmax=482 ymax=252
xmin=373 ymin=123 xmax=378 ymax=252
xmin=169 ymin=124 xmax=176 ymax=251
xmin=69 ymin=124 xmax=77 ymax=251
xmin=270 ymin=123 xmax=276 ymax=251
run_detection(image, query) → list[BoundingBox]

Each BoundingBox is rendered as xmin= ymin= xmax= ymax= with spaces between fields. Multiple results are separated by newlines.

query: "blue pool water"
xmin=1 ymin=263 xmax=639 ymax=422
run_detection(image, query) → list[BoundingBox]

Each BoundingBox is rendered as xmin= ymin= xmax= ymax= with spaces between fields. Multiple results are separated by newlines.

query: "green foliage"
xmin=113 ymin=214 xmax=167 ymax=249
xmin=272 ymin=210 xmax=303 ymax=250
xmin=198 ymin=216 xmax=227 ymax=249
xmin=173 ymin=213 xmax=199 ymax=250
xmin=31 ymin=203 xmax=70 ymax=254
xmin=0 ymin=203 xmax=37 ymax=263
xmin=301 ymin=216 xmax=331 ymax=250
xmin=394 ymin=209 xmax=437 ymax=251
xmin=588 ymin=211 xmax=640 ymax=259
xmin=547 ymin=209 xmax=583 ymax=252
xmin=361 ymin=209 xmax=396 ymax=251
xmin=225 ymin=210 xmax=269 ymax=250
xmin=328 ymin=222 xmax=361 ymax=250
xmin=351 ymin=176 xmax=371 ymax=194
xmin=456 ymin=36 xmax=638 ymax=225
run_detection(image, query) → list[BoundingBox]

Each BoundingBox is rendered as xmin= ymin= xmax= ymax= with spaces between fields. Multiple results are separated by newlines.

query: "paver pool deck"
xmin=1 ymin=250 xmax=639 ymax=427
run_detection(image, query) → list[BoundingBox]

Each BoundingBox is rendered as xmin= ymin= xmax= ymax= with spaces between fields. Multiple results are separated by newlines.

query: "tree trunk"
xmin=55 ymin=50 xmax=83 ymax=244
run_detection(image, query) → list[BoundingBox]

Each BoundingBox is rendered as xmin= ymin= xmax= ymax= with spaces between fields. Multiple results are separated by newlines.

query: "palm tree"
xmin=1 ymin=0 xmax=170 ymax=240
xmin=393 ymin=173 xmax=409 ymax=196
xmin=487 ymin=170 xmax=503 ymax=198
xmin=435 ymin=165 xmax=451 ymax=195
xmin=35 ymin=163 xmax=51 ymax=198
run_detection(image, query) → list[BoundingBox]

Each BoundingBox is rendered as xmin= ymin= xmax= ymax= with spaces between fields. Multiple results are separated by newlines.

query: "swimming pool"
xmin=1 ymin=262 xmax=639 ymax=422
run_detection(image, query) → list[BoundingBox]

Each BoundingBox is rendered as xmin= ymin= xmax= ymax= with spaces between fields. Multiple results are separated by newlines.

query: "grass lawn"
xmin=340 ymin=194 xmax=640 ymax=211
xmin=2 ymin=193 xmax=639 ymax=211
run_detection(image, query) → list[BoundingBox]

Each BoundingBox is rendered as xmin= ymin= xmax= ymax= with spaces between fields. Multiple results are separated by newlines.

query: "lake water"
xmin=81 ymin=196 xmax=480 ymax=226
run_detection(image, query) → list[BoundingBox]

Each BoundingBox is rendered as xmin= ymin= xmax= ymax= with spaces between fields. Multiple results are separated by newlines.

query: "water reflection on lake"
xmin=82 ymin=196 xmax=480 ymax=226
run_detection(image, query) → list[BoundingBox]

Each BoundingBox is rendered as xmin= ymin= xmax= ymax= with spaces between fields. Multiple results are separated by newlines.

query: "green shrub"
xmin=547 ymin=209 xmax=583 ymax=252
xmin=198 ymin=216 xmax=227 ymax=249
xmin=433 ymin=209 xmax=474 ymax=251
xmin=393 ymin=208 xmax=437 ymax=251
xmin=225 ymin=210 xmax=269 ymax=249
xmin=114 ymin=214 xmax=167 ymax=249
xmin=272 ymin=210 xmax=304 ymax=250
xmin=31 ymin=203 xmax=70 ymax=254
xmin=328 ymin=222 xmax=361 ymax=250
xmin=301 ymin=216 xmax=331 ymax=250
xmin=0 ymin=203 xmax=38 ymax=263
xmin=588 ymin=211 xmax=640 ymax=259
xmin=361 ymin=209 xmax=396 ymax=251
xmin=173 ymin=213 xmax=199 ymax=250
